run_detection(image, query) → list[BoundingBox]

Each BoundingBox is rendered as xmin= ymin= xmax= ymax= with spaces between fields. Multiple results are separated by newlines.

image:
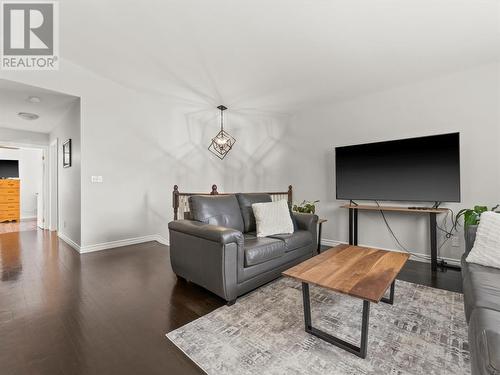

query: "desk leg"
xmin=430 ymin=213 xmax=437 ymax=272
xmin=349 ymin=208 xmax=358 ymax=246
xmin=354 ymin=209 xmax=358 ymax=245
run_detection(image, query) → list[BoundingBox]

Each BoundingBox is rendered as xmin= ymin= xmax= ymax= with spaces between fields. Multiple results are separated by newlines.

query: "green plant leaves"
xmin=455 ymin=204 xmax=499 ymax=227
xmin=473 ymin=206 xmax=488 ymax=214
xmin=292 ymin=200 xmax=319 ymax=214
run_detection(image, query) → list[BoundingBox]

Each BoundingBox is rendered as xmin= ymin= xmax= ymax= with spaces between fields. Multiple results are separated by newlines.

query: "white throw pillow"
xmin=252 ymin=199 xmax=294 ymax=238
xmin=466 ymin=211 xmax=500 ymax=269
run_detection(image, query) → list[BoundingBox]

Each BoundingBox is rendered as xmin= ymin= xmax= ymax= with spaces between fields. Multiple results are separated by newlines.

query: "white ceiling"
xmin=0 ymin=79 xmax=78 ymax=133
xmin=60 ymin=0 xmax=500 ymax=110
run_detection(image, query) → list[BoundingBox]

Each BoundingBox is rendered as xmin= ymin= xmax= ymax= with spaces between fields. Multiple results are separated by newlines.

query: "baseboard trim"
xmin=320 ymin=239 xmax=343 ymax=248
xmin=320 ymin=238 xmax=462 ymax=267
xmin=21 ymin=215 xmax=37 ymax=220
xmin=79 ymin=234 xmax=169 ymax=254
xmin=155 ymin=235 xmax=169 ymax=246
xmin=58 ymin=232 xmax=81 ymax=252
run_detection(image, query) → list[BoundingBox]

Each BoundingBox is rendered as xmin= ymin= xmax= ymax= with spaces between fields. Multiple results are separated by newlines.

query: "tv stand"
xmin=341 ymin=204 xmax=457 ymax=272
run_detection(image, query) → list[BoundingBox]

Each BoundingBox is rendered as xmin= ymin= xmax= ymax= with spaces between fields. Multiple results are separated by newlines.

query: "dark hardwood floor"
xmin=0 ymin=231 xmax=462 ymax=375
xmin=0 ymin=230 xmax=223 ymax=375
xmin=397 ymin=257 xmax=462 ymax=293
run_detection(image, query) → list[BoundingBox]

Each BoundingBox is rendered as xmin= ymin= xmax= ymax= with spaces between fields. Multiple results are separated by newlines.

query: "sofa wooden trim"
xmin=172 ymin=184 xmax=293 ymax=220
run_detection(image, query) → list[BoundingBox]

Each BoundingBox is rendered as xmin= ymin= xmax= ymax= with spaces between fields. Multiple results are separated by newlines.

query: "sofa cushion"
xmin=189 ymin=195 xmax=244 ymax=232
xmin=462 ymin=253 xmax=500 ymax=285
xmin=462 ymin=262 xmax=500 ymax=322
xmin=469 ymin=308 xmax=500 ymax=375
xmin=236 ymin=193 xmax=272 ymax=233
xmin=268 ymin=230 xmax=313 ymax=252
xmin=244 ymin=237 xmax=285 ymax=267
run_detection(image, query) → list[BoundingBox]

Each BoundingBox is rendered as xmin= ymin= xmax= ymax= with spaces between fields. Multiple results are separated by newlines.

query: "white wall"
xmin=0 ymin=127 xmax=49 ymax=146
xmin=2 ymin=61 xmax=497 ymax=258
xmin=225 ymin=63 xmax=500 ymax=262
xmin=0 ymin=60 xmax=225 ymax=249
xmin=50 ymin=100 xmax=81 ymax=246
xmin=0 ymin=148 xmax=43 ymax=219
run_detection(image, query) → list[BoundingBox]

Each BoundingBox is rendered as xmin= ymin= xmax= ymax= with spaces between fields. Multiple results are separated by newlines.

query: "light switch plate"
xmin=91 ymin=176 xmax=103 ymax=183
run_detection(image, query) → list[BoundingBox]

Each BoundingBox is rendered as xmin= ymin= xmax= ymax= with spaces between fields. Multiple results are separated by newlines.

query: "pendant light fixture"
xmin=208 ymin=105 xmax=236 ymax=160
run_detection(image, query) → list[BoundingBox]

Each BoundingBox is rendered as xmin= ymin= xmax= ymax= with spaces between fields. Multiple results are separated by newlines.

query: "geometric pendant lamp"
xmin=208 ymin=105 xmax=236 ymax=160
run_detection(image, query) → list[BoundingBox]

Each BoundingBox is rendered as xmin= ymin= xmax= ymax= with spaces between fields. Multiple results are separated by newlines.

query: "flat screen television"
xmin=335 ymin=133 xmax=460 ymax=202
xmin=0 ymin=160 xmax=20 ymax=178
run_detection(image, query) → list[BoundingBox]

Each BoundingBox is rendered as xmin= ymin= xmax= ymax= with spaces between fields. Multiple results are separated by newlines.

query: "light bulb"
xmin=215 ymin=137 xmax=228 ymax=146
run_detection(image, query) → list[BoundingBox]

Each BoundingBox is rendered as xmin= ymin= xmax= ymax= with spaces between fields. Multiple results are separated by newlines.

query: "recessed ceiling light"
xmin=17 ymin=112 xmax=39 ymax=120
xmin=27 ymin=96 xmax=41 ymax=103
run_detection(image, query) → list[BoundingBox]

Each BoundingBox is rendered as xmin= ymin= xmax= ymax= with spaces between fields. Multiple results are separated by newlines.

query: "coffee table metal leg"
xmin=301 ymin=282 xmax=370 ymax=359
xmin=381 ymin=280 xmax=395 ymax=305
xmin=302 ymin=282 xmax=312 ymax=330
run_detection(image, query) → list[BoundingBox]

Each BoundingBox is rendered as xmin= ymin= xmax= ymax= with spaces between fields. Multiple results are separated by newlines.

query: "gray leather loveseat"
xmin=462 ymin=226 xmax=500 ymax=375
xmin=168 ymin=193 xmax=318 ymax=304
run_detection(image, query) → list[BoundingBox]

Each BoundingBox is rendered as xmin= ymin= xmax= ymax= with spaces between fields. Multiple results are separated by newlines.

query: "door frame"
xmin=0 ymin=140 xmax=52 ymax=229
xmin=48 ymin=138 xmax=58 ymax=231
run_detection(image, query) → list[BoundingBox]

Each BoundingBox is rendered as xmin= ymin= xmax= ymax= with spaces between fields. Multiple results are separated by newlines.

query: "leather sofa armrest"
xmin=168 ymin=220 xmax=244 ymax=246
xmin=292 ymin=212 xmax=319 ymax=232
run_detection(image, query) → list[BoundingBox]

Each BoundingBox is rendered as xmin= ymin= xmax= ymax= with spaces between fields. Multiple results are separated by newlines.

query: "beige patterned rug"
xmin=167 ymin=278 xmax=469 ymax=375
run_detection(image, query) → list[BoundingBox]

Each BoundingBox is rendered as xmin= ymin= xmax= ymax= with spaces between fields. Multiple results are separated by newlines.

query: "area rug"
xmin=167 ymin=278 xmax=469 ymax=375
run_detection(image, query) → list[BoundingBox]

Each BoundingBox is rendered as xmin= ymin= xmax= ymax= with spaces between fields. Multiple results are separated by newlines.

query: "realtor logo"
xmin=1 ymin=1 xmax=59 ymax=70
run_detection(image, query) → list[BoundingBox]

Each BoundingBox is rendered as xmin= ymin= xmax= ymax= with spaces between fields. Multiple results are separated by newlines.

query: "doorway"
xmin=0 ymin=79 xmax=80 ymax=248
xmin=0 ymin=145 xmax=45 ymax=234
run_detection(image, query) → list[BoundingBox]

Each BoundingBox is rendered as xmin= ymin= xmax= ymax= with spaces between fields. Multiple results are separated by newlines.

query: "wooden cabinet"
xmin=0 ymin=180 xmax=20 ymax=222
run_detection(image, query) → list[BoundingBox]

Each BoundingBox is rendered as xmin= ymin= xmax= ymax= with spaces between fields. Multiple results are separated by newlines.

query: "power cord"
xmin=374 ymin=201 xmax=434 ymax=261
xmin=435 ymin=207 xmax=462 ymax=257
xmin=436 ymin=208 xmax=458 ymax=238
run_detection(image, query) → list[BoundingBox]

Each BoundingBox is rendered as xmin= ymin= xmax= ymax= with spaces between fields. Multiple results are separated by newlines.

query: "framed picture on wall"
xmin=63 ymin=139 xmax=72 ymax=168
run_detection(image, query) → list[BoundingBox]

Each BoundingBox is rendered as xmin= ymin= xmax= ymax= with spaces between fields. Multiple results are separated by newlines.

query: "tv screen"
xmin=0 ymin=160 xmax=19 ymax=178
xmin=335 ymin=133 xmax=460 ymax=202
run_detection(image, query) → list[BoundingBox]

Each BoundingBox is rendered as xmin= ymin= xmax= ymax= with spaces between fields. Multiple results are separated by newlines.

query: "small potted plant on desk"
xmin=455 ymin=205 xmax=499 ymax=244
xmin=292 ymin=200 xmax=320 ymax=214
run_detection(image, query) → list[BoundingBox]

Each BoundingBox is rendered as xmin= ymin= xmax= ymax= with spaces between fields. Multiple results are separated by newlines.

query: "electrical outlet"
xmin=91 ymin=176 xmax=103 ymax=183
xmin=452 ymin=235 xmax=460 ymax=247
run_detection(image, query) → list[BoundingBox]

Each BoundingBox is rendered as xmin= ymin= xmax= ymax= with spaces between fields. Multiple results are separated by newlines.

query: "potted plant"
xmin=455 ymin=205 xmax=499 ymax=243
xmin=292 ymin=200 xmax=319 ymax=214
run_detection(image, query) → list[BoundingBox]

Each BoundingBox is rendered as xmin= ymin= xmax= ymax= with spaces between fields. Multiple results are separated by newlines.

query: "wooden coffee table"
xmin=283 ymin=244 xmax=409 ymax=358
